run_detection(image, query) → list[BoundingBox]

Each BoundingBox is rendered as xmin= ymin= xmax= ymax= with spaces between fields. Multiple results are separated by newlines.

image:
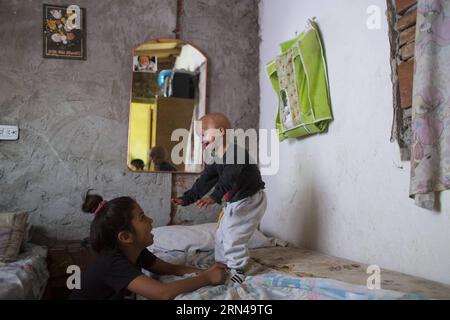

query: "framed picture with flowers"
xmin=43 ymin=4 xmax=86 ymax=60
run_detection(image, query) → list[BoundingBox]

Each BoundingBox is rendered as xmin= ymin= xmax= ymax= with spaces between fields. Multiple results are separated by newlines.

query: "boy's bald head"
xmin=199 ymin=113 xmax=232 ymax=130
xmin=197 ymin=113 xmax=232 ymax=149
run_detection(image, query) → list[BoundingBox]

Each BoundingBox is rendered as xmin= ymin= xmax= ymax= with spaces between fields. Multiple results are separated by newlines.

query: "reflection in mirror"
xmin=127 ymin=39 xmax=207 ymax=173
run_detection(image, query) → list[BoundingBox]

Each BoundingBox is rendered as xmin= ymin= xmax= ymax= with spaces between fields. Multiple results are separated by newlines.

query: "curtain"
xmin=410 ymin=0 xmax=450 ymax=209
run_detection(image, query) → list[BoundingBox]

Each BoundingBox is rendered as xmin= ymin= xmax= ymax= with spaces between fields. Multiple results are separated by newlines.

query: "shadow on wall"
xmin=261 ymin=163 xmax=321 ymax=250
xmin=297 ymin=178 xmax=321 ymax=250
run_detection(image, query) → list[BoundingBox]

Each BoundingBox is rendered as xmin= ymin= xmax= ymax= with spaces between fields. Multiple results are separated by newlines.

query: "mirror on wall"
xmin=127 ymin=39 xmax=207 ymax=173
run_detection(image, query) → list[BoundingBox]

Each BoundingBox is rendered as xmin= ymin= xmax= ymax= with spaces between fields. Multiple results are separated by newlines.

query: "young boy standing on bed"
xmin=172 ymin=113 xmax=266 ymax=284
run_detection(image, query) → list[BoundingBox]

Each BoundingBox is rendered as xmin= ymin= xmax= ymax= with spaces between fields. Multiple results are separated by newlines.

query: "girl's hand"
xmin=202 ymin=263 xmax=227 ymax=285
xmin=195 ymin=196 xmax=215 ymax=208
xmin=171 ymin=197 xmax=184 ymax=206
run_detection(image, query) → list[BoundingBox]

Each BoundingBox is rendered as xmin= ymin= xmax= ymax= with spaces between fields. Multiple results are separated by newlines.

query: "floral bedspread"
xmin=0 ymin=244 xmax=49 ymax=300
xmin=410 ymin=0 xmax=450 ymax=208
xmin=141 ymin=249 xmax=427 ymax=300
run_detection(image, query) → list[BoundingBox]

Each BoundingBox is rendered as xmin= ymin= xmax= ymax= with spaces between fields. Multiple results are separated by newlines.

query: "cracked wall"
xmin=0 ymin=0 xmax=260 ymax=244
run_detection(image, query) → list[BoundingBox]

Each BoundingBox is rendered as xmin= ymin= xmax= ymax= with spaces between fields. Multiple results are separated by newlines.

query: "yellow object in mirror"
xmin=127 ymin=101 xmax=155 ymax=171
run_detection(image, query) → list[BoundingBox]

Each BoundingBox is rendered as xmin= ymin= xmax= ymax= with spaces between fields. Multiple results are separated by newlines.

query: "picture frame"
xmin=43 ymin=4 xmax=86 ymax=60
xmin=133 ymin=55 xmax=158 ymax=73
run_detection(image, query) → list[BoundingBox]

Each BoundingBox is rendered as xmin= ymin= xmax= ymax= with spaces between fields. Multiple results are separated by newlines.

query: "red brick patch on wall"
xmin=396 ymin=0 xmax=417 ymax=110
xmin=398 ymin=59 xmax=414 ymax=109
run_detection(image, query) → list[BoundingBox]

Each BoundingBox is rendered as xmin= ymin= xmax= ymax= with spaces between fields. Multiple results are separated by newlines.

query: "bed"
xmin=0 ymin=243 xmax=49 ymax=300
xmin=140 ymin=223 xmax=450 ymax=300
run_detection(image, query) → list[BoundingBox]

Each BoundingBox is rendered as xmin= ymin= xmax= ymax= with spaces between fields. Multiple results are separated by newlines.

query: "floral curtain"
xmin=410 ymin=0 xmax=450 ymax=209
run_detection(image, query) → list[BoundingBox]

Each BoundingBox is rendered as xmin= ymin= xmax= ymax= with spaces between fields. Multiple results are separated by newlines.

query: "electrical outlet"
xmin=0 ymin=125 xmax=19 ymax=141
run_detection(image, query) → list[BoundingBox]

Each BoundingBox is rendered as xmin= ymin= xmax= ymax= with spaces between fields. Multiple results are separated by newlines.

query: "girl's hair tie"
xmin=94 ymin=200 xmax=108 ymax=215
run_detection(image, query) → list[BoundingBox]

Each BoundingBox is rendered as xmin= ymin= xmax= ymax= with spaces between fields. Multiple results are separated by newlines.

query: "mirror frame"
xmin=126 ymin=38 xmax=208 ymax=174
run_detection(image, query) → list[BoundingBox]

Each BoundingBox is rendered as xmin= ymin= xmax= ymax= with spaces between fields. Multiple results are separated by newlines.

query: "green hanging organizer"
xmin=266 ymin=19 xmax=332 ymax=142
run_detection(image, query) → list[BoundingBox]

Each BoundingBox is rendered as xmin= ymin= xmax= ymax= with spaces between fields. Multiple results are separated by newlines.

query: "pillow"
xmin=149 ymin=223 xmax=286 ymax=252
xmin=20 ymin=222 xmax=33 ymax=253
xmin=0 ymin=212 xmax=29 ymax=262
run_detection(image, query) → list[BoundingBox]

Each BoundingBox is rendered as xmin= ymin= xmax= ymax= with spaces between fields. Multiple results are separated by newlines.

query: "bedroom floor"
xmin=250 ymin=247 xmax=450 ymax=300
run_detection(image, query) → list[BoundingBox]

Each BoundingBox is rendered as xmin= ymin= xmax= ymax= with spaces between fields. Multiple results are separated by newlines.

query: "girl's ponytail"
xmin=82 ymin=190 xmax=103 ymax=214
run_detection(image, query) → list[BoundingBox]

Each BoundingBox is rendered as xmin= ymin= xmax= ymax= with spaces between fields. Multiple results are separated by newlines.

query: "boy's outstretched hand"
xmin=195 ymin=196 xmax=215 ymax=208
xmin=171 ymin=197 xmax=184 ymax=206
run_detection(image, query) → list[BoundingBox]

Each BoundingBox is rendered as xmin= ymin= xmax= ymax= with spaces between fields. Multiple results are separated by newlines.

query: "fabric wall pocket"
xmin=266 ymin=19 xmax=332 ymax=141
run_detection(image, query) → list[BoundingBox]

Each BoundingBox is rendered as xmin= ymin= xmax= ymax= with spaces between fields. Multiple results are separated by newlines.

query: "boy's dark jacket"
xmin=181 ymin=143 xmax=265 ymax=205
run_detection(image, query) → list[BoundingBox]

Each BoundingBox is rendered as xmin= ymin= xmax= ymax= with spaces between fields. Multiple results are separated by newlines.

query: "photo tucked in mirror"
xmin=134 ymin=55 xmax=157 ymax=72
xmin=127 ymin=39 xmax=207 ymax=173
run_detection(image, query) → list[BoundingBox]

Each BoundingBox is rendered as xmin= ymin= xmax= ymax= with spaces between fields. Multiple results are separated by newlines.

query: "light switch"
xmin=0 ymin=125 xmax=19 ymax=140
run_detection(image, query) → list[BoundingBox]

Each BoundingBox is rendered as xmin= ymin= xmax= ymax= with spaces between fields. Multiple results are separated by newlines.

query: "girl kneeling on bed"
xmin=69 ymin=192 xmax=226 ymax=300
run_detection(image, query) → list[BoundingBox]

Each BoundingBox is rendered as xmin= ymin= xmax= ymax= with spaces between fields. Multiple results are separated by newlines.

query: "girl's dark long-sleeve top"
xmin=69 ymin=248 xmax=157 ymax=300
xmin=181 ymin=144 xmax=265 ymax=205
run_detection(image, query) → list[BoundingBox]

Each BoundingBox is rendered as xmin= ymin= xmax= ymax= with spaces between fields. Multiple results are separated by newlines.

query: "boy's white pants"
xmin=215 ymin=190 xmax=267 ymax=270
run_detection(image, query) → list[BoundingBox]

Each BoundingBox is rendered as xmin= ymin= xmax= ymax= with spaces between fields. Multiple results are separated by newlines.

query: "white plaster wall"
xmin=259 ymin=0 xmax=450 ymax=285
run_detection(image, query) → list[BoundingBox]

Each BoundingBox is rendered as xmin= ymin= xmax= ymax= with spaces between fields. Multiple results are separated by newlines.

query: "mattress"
xmin=0 ymin=243 xmax=49 ymax=300
xmin=250 ymin=246 xmax=450 ymax=300
xmin=138 ymin=247 xmax=435 ymax=300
